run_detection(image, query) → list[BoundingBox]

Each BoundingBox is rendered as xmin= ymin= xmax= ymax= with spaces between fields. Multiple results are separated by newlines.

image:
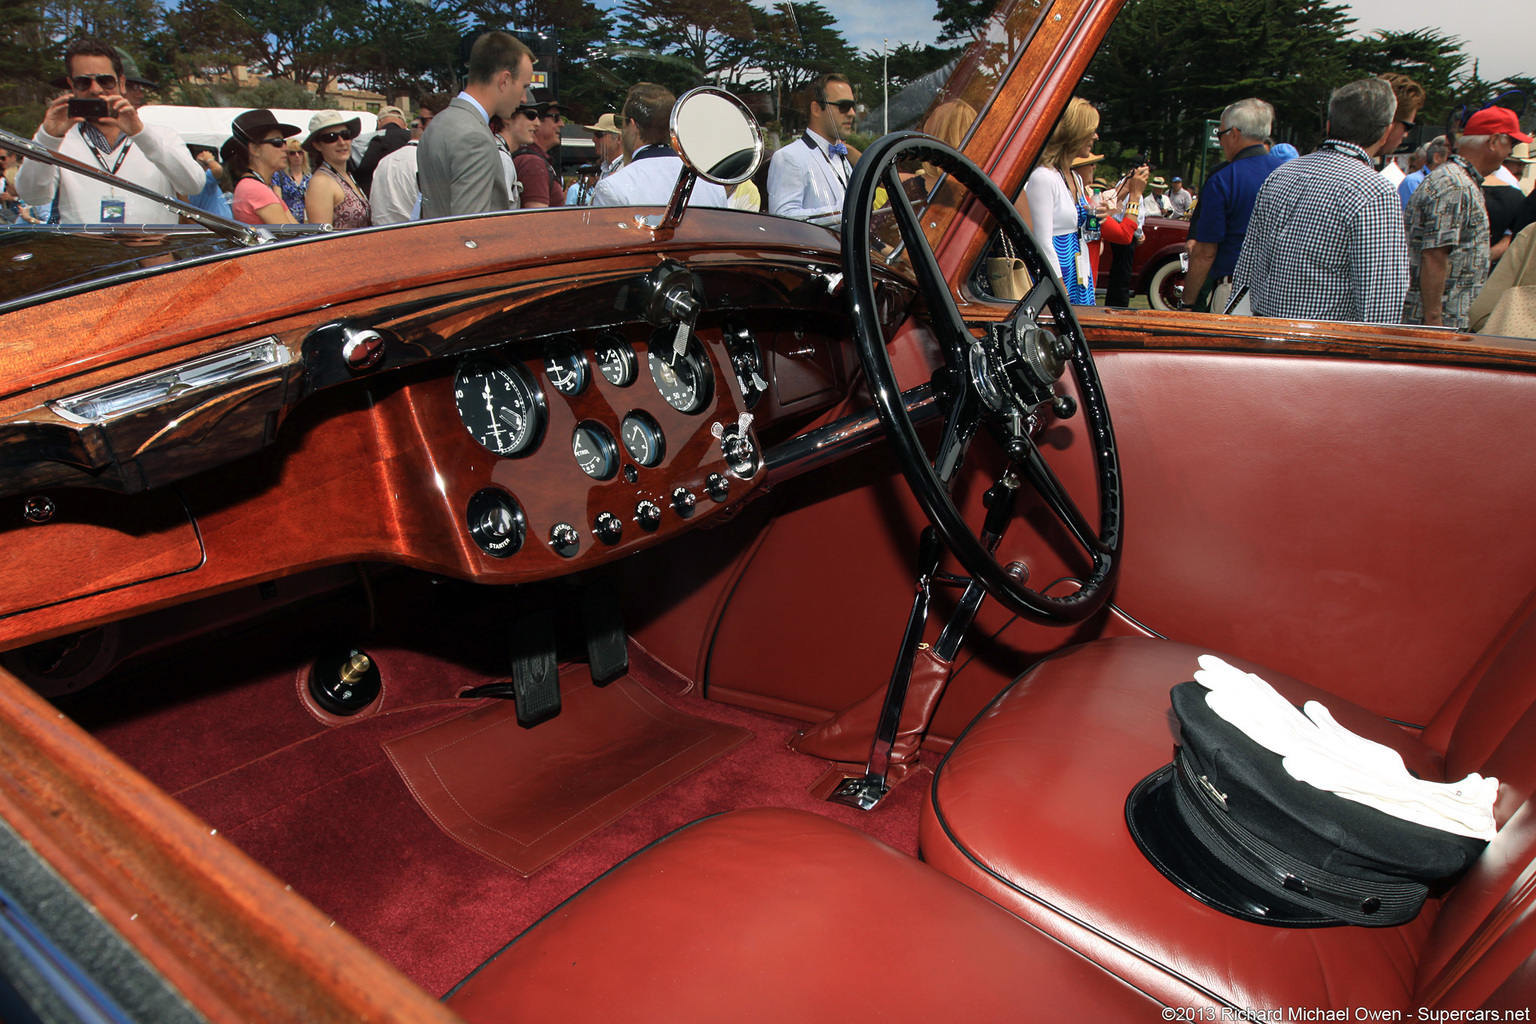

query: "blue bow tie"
xmin=828 ymin=141 xmax=848 ymax=157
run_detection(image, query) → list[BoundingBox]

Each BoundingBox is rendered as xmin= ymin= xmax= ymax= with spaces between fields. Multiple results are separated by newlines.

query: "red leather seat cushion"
xmin=921 ymin=637 xmax=1444 ymax=1010
xmin=447 ymin=807 xmax=1162 ymax=1022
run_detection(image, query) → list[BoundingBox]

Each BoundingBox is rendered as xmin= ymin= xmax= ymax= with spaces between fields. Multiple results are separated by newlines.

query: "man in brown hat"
xmin=17 ymin=36 xmax=203 ymax=224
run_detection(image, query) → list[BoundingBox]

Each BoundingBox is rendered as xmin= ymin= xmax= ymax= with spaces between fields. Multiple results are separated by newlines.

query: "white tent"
xmin=136 ymin=105 xmax=379 ymax=151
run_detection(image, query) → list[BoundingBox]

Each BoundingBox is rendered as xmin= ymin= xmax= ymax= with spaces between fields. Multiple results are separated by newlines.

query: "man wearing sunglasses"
xmin=418 ymin=31 xmax=534 ymax=218
xmin=18 ymin=36 xmax=204 ymax=225
xmin=767 ymin=73 xmax=857 ymax=225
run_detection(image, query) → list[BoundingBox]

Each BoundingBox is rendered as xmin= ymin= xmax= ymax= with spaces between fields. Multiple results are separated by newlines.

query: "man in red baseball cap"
xmin=1404 ymin=106 xmax=1532 ymax=329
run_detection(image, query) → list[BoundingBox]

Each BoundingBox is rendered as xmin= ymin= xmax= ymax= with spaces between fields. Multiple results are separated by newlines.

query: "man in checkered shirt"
xmin=1230 ymin=78 xmax=1407 ymax=323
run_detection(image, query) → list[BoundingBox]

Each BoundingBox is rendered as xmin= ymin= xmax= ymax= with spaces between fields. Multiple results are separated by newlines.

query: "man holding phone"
xmin=17 ymin=37 xmax=203 ymax=224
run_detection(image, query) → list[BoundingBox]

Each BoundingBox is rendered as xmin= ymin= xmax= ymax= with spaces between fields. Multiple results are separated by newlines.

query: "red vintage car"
xmin=1 ymin=0 xmax=1533 ymax=1020
xmin=1096 ymin=213 xmax=1190 ymax=308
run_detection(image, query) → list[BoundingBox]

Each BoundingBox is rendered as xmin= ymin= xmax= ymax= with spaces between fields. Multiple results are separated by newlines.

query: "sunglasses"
xmin=71 ymin=74 xmax=119 ymax=91
xmin=254 ymin=137 xmax=288 ymax=149
xmin=825 ymin=99 xmax=856 ymax=113
xmin=313 ymin=128 xmax=356 ymax=145
xmin=539 ymin=112 xmax=564 ymax=122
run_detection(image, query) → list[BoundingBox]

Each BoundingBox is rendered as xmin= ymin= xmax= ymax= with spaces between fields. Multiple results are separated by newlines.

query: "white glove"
xmin=1192 ymin=656 xmax=1498 ymax=840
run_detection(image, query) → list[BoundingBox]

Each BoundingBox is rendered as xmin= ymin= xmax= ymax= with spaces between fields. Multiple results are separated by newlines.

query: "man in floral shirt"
xmin=1404 ymin=107 xmax=1530 ymax=329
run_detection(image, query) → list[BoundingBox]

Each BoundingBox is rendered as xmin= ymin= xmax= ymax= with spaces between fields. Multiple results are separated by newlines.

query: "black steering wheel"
xmin=841 ymin=132 xmax=1123 ymax=624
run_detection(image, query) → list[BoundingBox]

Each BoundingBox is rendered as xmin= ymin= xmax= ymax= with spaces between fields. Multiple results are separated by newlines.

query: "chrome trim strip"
xmin=765 ymin=383 xmax=939 ymax=482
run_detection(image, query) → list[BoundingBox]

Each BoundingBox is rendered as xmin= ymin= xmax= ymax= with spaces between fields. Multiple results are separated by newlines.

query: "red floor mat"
xmin=67 ymin=615 xmax=930 ymax=997
xmin=384 ymin=670 xmax=752 ymax=875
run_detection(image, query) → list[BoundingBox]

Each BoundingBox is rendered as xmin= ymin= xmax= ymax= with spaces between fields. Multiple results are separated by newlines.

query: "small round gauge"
xmin=594 ymin=333 xmax=638 ymax=387
xmin=543 ymin=339 xmax=589 ymax=396
xmin=572 ymin=421 xmax=619 ymax=480
xmin=621 ymin=411 xmax=665 ymax=467
xmin=647 ymin=330 xmax=715 ymax=414
xmin=453 ymin=356 xmax=546 ymax=456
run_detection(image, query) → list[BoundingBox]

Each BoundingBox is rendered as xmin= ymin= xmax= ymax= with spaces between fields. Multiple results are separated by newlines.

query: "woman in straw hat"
xmin=302 ymin=110 xmax=371 ymax=230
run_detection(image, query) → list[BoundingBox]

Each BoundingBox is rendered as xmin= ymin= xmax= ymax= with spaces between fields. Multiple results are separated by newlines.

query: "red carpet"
xmin=62 ymin=585 xmax=930 ymax=996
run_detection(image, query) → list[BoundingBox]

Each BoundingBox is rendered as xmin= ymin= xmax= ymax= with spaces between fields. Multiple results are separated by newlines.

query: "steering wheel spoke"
xmin=1018 ymin=440 xmax=1106 ymax=561
xmin=843 ymin=132 xmax=1122 ymax=625
xmin=932 ymin=387 xmax=982 ymax=488
xmin=878 ymin=163 xmax=974 ymax=362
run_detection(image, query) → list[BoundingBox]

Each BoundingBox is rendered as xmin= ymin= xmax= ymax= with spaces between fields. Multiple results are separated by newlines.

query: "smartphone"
xmin=68 ymin=97 xmax=110 ymax=121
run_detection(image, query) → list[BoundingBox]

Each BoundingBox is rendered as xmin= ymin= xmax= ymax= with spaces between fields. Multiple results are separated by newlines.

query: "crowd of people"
xmin=9 ymin=33 xmax=1536 ymax=338
xmin=1041 ymin=74 xmax=1535 ymax=336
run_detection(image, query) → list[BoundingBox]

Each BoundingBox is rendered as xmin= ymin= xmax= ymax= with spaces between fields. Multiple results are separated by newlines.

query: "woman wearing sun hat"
xmin=302 ymin=110 xmax=370 ymax=230
xmin=221 ymin=109 xmax=301 ymax=225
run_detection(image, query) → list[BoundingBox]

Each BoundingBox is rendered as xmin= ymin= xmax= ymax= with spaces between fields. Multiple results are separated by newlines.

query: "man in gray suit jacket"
xmin=418 ymin=31 xmax=534 ymax=218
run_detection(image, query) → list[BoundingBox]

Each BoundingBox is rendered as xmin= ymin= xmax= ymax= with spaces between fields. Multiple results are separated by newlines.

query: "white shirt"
xmin=1023 ymin=165 xmax=1081 ymax=281
xmin=369 ymin=141 xmax=419 ymax=225
xmin=18 ymin=122 xmax=205 ymax=224
xmin=767 ymin=129 xmax=850 ymax=226
xmin=590 ymin=147 xmax=729 ymax=208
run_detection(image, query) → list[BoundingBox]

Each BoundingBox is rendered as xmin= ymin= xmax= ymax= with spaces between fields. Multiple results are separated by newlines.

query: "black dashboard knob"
xmin=636 ymin=500 xmax=662 ymax=532
xmin=706 ymin=473 xmax=729 ymax=502
xmin=549 ymin=522 xmax=580 ymax=557
xmin=672 ymin=487 xmax=697 ymax=518
xmin=594 ymin=511 xmax=624 ymax=545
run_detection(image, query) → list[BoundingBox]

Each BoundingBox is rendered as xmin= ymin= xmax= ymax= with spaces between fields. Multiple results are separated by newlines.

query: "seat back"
xmin=1412 ymin=588 xmax=1536 ymax=1007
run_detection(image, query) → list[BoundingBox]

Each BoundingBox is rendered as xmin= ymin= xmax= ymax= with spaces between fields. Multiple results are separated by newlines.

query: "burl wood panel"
xmin=0 ymin=663 xmax=463 ymax=1024
xmin=0 ymin=487 xmax=203 ymax=618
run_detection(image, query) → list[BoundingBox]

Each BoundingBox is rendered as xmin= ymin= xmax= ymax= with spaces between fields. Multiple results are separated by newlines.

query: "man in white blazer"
xmin=418 ymin=32 xmax=533 ymax=218
xmin=767 ymin=73 xmax=857 ymax=226
xmin=591 ymin=83 xmax=729 ymax=209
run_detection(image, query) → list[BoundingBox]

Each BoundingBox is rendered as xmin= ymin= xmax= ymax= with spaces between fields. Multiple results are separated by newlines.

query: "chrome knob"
xmin=594 ymin=511 xmax=623 ymax=545
xmin=672 ymin=487 xmax=697 ymax=518
xmin=636 ymin=500 xmax=662 ymax=532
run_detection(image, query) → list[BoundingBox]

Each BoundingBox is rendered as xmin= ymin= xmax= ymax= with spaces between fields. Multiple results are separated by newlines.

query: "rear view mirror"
xmin=670 ymin=88 xmax=764 ymax=186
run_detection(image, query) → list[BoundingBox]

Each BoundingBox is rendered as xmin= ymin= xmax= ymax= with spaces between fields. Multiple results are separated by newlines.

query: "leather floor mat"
xmin=383 ymin=669 xmax=753 ymax=876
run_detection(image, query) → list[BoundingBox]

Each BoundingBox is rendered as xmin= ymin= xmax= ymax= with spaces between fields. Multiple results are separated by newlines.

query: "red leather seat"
xmin=921 ymin=634 xmax=1536 ymax=1012
xmin=446 ymin=807 xmax=1163 ymax=1022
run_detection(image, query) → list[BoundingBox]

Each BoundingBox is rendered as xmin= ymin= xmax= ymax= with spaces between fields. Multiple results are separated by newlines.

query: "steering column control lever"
xmin=829 ymin=527 xmax=947 ymax=811
xmin=638 ymin=260 xmax=703 ymax=362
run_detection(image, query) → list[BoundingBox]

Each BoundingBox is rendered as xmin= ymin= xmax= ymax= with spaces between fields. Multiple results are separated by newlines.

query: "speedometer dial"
xmin=647 ymin=330 xmax=714 ymax=414
xmin=453 ymin=356 xmax=546 ymax=456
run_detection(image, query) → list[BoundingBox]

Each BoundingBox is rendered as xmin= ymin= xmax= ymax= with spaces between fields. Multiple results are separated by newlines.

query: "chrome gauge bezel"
xmin=594 ymin=332 xmax=638 ymax=387
xmin=453 ymin=355 xmax=548 ymax=457
xmin=544 ymin=338 xmax=590 ymax=396
xmin=620 ymin=410 xmax=666 ymax=467
xmin=647 ymin=329 xmax=715 ymax=414
xmin=572 ymin=420 xmax=620 ymax=480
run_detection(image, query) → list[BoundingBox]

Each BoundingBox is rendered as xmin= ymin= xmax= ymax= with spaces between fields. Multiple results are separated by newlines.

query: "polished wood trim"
xmin=968 ymin=302 xmax=1536 ymax=373
xmin=0 ymin=664 xmax=464 ymax=1024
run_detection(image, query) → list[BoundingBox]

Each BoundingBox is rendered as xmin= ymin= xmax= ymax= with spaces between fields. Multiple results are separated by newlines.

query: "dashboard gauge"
xmin=594 ymin=333 xmax=637 ymax=387
xmin=723 ymin=319 xmax=767 ymax=409
xmin=453 ymin=356 xmax=546 ymax=456
xmin=572 ymin=421 xmax=619 ymax=480
xmin=543 ymin=339 xmax=589 ymax=396
xmin=621 ymin=411 xmax=665 ymax=467
xmin=647 ymin=330 xmax=714 ymax=414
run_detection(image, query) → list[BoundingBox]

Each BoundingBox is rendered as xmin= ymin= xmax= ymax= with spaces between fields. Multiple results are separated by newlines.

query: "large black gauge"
xmin=594 ymin=333 xmax=637 ymax=387
xmin=453 ymin=356 xmax=546 ymax=456
xmin=544 ymin=339 xmax=589 ymax=396
xmin=621 ymin=411 xmax=665 ymax=467
xmin=572 ymin=421 xmax=619 ymax=480
xmin=647 ymin=330 xmax=714 ymax=414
